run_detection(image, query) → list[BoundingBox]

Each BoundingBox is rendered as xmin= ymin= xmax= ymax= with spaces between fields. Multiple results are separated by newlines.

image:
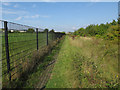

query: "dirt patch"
xmin=79 ymin=37 xmax=92 ymax=41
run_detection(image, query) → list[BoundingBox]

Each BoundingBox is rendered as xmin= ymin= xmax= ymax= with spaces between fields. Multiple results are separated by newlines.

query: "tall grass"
xmin=46 ymin=35 xmax=118 ymax=88
xmin=70 ymin=36 xmax=118 ymax=88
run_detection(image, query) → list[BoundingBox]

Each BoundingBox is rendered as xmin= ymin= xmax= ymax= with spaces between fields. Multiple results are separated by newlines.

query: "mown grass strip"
xmin=46 ymin=36 xmax=80 ymax=88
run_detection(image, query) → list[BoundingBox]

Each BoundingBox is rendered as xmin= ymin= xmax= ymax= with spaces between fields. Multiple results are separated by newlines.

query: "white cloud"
xmin=23 ymin=16 xmax=30 ymax=18
xmin=13 ymin=4 xmax=19 ymax=8
xmin=72 ymin=27 xmax=77 ymax=30
xmin=23 ymin=14 xmax=50 ymax=19
xmin=2 ymin=8 xmax=45 ymax=19
xmin=40 ymin=15 xmax=50 ymax=18
xmin=2 ymin=8 xmax=28 ymax=15
xmin=72 ymin=26 xmax=79 ymax=30
xmin=2 ymin=2 xmax=11 ymax=6
xmin=31 ymin=14 xmax=39 ymax=18
xmin=15 ymin=16 xmax=22 ymax=20
xmin=23 ymin=15 xmax=39 ymax=18
xmin=3 ymin=10 xmax=17 ymax=14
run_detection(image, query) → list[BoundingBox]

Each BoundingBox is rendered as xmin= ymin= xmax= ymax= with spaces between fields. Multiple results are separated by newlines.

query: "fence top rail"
xmin=0 ymin=20 xmax=44 ymax=32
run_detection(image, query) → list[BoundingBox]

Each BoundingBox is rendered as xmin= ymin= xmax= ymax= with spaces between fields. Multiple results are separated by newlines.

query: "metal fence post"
xmin=36 ymin=28 xmax=38 ymax=50
xmin=4 ymin=21 xmax=11 ymax=81
xmin=46 ymin=30 xmax=48 ymax=46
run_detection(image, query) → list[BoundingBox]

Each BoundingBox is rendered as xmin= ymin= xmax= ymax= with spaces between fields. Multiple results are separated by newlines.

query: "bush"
xmin=27 ymin=28 xmax=35 ymax=33
xmin=96 ymin=35 xmax=101 ymax=38
xmin=73 ymin=19 xmax=118 ymax=40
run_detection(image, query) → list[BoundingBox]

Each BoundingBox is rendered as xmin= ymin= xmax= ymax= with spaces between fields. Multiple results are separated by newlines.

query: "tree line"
xmin=73 ymin=20 xmax=119 ymax=40
xmin=27 ymin=28 xmax=55 ymax=33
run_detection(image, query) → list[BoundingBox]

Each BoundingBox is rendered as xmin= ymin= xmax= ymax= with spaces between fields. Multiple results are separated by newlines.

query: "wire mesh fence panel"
xmin=1 ymin=20 xmax=65 ymax=87
xmin=48 ymin=32 xmax=53 ymax=44
xmin=1 ymin=21 xmax=39 ymax=86
xmin=38 ymin=32 xmax=47 ymax=48
xmin=0 ymin=20 xmax=3 ymax=87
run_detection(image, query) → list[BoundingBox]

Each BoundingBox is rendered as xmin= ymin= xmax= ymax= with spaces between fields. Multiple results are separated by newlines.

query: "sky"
xmin=1 ymin=2 xmax=119 ymax=32
xmin=1 ymin=0 xmax=120 ymax=2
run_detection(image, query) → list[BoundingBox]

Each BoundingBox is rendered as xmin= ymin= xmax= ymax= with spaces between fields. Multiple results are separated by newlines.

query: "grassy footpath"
xmin=46 ymin=36 xmax=80 ymax=88
xmin=46 ymin=35 xmax=118 ymax=88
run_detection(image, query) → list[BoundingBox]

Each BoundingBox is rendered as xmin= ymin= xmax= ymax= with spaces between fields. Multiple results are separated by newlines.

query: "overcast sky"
xmin=1 ymin=1 xmax=118 ymax=32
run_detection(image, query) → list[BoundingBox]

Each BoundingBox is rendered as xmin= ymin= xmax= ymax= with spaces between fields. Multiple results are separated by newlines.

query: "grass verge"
xmin=46 ymin=35 xmax=118 ymax=88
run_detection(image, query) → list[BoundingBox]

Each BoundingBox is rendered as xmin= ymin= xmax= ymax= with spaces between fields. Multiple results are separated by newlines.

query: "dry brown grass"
xmin=69 ymin=36 xmax=118 ymax=88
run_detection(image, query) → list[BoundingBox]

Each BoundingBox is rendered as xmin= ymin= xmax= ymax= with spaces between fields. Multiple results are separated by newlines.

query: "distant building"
xmin=10 ymin=30 xmax=14 ymax=32
xmin=19 ymin=30 xmax=26 ymax=32
xmin=1 ymin=29 xmax=27 ymax=33
xmin=10 ymin=30 xmax=27 ymax=32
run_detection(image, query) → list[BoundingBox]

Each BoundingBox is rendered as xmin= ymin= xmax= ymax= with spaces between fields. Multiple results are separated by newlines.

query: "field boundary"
xmin=1 ymin=20 xmax=65 ymax=87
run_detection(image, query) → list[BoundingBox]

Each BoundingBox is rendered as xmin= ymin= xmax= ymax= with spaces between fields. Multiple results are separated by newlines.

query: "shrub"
xmin=27 ymin=28 xmax=35 ymax=33
xmin=73 ymin=19 xmax=118 ymax=40
xmin=96 ymin=35 xmax=101 ymax=38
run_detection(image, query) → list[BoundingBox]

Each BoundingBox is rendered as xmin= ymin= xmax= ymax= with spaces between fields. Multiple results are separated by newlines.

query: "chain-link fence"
xmin=0 ymin=20 xmax=65 ymax=87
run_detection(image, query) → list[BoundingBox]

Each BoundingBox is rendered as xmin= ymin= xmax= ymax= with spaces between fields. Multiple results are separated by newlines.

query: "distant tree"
xmin=73 ymin=30 xmax=78 ymax=35
xmin=44 ymin=28 xmax=49 ymax=32
xmin=2 ymin=28 xmax=5 ymax=31
xmin=61 ymin=31 xmax=65 ymax=34
xmin=77 ymin=28 xmax=85 ymax=36
xmin=110 ymin=20 xmax=117 ymax=25
xmin=49 ymin=29 xmax=54 ymax=33
xmin=27 ymin=28 xmax=35 ymax=33
xmin=14 ymin=30 xmax=19 ymax=33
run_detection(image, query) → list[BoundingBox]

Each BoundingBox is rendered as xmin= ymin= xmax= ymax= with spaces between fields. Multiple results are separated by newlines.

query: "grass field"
xmin=1 ymin=32 xmax=53 ymax=86
xmin=46 ymin=35 xmax=118 ymax=88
